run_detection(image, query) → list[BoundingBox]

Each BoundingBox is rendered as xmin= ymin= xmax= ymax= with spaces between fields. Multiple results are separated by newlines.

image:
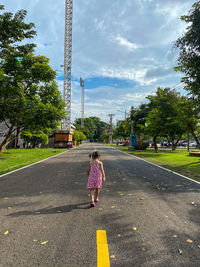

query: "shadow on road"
xmin=7 ymin=202 xmax=91 ymax=217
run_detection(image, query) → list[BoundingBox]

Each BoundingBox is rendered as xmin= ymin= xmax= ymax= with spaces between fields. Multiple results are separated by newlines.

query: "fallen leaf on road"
xmin=4 ymin=231 xmax=8 ymax=235
xmin=41 ymin=241 xmax=49 ymax=245
xmin=170 ymin=212 xmax=175 ymax=216
xmin=42 ymin=226 xmax=46 ymax=230
xmin=40 ymin=192 xmax=42 ymax=194
xmin=186 ymin=239 xmax=193 ymax=243
xmin=7 ymin=207 xmax=12 ymax=210
xmin=132 ymin=227 xmax=137 ymax=231
xmin=98 ymin=208 xmax=102 ymax=210
xmin=117 ymin=234 xmax=121 ymax=237
xmin=198 ymin=245 xmax=200 ymax=249
xmin=178 ymin=249 xmax=183 ymax=255
xmin=110 ymin=255 xmax=115 ymax=259
xmin=192 ymin=202 xmax=195 ymax=205
xmin=173 ymin=235 xmax=177 ymax=238
xmin=140 ymin=202 xmax=144 ymax=205
xmin=33 ymin=240 xmax=37 ymax=242
xmin=128 ymin=194 xmax=132 ymax=196
xmin=141 ymin=248 xmax=146 ymax=251
xmin=165 ymin=216 xmax=168 ymax=218
xmin=35 ymin=212 xmax=40 ymax=214
xmin=111 ymin=206 xmax=116 ymax=208
xmin=140 ymin=197 xmax=144 ymax=200
xmin=120 ymin=193 xmax=124 ymax=196
xmin=3 ymin=197 xmax=8 ymax=200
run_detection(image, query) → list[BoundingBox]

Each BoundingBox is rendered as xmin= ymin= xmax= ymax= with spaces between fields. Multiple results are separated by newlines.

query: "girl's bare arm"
xmin=87 ymin=164 xmax=91 ymax=176
xmin=100 ymin=162 xmax=106 ymax=182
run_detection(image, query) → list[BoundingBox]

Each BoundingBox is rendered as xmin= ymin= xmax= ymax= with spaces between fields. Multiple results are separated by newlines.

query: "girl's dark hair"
xmin=89 ymin=151 xmax=100 ymax=159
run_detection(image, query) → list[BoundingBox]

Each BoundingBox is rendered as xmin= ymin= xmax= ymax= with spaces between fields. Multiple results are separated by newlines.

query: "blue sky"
xmin=1 ymin=0 xmax=196 ymax=123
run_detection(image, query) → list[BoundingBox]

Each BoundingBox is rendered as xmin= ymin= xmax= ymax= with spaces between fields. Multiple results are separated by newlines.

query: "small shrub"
xmin=134 ymin=142 xmax=149 ymax=150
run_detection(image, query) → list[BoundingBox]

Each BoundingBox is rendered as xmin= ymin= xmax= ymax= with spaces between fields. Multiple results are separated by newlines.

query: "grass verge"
xmin=0 ymin=148 xmax=67 ymax=175
xmin=114 ymin=146 xmax=200 ymax=183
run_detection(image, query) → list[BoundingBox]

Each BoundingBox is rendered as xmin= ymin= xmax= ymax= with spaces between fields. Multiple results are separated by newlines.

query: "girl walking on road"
xmin=87 ymin=151 xmax=106 ymax=207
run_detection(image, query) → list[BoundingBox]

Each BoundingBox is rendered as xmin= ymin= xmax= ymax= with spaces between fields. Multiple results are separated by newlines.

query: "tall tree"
xmin=146 ymin=88 xmax=188 ymax=151
xmin=175 ymin=1 xmax=200 ymax=103
xmin=0 ymin=7 xmax=65 ymax=153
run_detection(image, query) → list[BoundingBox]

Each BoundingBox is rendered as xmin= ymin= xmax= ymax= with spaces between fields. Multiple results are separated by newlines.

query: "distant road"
xmin=0 ymin=143 xmax=199 ymax=266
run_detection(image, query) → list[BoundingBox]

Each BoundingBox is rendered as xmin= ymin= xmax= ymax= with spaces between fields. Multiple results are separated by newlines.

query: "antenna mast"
xmin=63 ymin=0 xmax=73 ymax=130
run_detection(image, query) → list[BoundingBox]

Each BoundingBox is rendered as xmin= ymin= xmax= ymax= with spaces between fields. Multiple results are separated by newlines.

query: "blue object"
xmin=130 ymin=135 xmax=137 ymax=150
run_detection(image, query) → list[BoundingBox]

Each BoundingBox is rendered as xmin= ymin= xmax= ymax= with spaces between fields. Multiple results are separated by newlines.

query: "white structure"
xmin=63 ymin=0 xmax=73 ymax=131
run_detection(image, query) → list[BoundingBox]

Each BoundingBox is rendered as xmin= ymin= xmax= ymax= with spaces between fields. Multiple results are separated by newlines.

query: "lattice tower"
xmin=63 ymin=0 xmax=73 ymax=130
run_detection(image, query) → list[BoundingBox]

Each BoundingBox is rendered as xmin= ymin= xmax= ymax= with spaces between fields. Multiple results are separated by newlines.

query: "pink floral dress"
xmin=87 ymin=162 xmax=102 ymax=189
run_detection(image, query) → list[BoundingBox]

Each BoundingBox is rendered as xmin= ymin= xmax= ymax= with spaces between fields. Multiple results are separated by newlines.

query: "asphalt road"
xmin=0 ymin=143 xmax=199 ymax=267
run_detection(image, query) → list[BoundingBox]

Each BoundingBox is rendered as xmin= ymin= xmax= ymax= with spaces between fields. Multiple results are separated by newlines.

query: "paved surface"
xmin=0 ymin=143 xmax=199 ymax=267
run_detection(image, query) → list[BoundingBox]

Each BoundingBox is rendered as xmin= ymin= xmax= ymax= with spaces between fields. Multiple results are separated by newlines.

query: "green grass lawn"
xmin=0 ymin=148 xmax=66 ymax=175
xmin=116 ymin=147 xmax=200 ymax=182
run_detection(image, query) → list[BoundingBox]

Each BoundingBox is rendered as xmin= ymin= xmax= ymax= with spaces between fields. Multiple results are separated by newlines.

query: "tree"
xmin=74 ymin=117 xmax=109 ymax=141
xmin=180 ymin=98 xmax=200 ymax=148
xmin=146 ymin=88 xmax=188 ymax=151
xmin=175 ymin=1 xmax=200 ymax=103
xmin=21 ymin=130 xmax=48 ymax=148
xmin=73 ymin=130 xmax=86 ymax=143
xmin=0 ymin=7 xmax=65 ymax=154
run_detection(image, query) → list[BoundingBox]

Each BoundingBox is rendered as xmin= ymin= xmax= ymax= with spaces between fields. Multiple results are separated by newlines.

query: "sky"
xmin=1 ymin=0 xmax=196 ymax=123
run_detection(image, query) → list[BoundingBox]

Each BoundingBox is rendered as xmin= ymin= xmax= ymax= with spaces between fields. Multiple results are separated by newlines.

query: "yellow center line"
xmin=96 ymin=230 xmax=110 ymax=267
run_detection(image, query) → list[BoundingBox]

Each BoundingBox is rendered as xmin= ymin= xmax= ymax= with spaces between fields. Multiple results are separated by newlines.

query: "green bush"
xmin=134 ymin=142 xmax=149 ymax=150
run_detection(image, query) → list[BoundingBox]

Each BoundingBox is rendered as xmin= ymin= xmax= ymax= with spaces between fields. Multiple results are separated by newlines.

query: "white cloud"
xmin=115 ymin=36 xmax=139 ymax=51
xmin=1 ymin=0 xmax=196 ymax=123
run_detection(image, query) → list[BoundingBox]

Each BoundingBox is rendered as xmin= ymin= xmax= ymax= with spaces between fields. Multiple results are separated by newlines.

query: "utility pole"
xmin=130 ymin=106 xmax=134 ymax=135
xmin=130 ymin=106 xmax=136 ymax=150
xmin=80 ymin=77 xmax=85 ymax=128
xmin=63 ymin=0 xmax=73 ymax=131
xmin=117 ymin=109 xmax=127 ymax=120
xmin=108 ymin=114 xmax=115 ymax=144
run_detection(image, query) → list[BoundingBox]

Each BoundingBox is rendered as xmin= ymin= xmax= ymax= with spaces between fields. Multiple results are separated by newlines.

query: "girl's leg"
xmin=90 ymin=189 xmax=94 ymax=202
xmin=95 ymin=188 xmax=100 ymax=201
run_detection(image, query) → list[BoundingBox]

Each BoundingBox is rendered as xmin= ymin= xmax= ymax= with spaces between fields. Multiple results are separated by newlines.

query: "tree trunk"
xmin=172 ymin=142 xmax=176 ymax=150
xmin=0 ymin=125 xmax=14 ymax=154
xmin=153 ymin=134 xmax=158 ymax=153
xmin=190 ymin=130 xmax=200 ymax=149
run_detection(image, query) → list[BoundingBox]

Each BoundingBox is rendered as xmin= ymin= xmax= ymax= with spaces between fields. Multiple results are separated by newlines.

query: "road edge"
xmin=0 ymin=148 xmax=73 ymax=179
xmin=110 ymin=146 xmax=200 ymax=185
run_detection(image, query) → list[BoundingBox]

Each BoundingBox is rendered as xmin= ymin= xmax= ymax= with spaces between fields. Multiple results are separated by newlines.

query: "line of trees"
xmin=74 ymin=117 xmax=109 ymax=142
xmin=115 ymin=1 xmax=200 ymax=152
xmin=0 ymin=6 xmax=65 ymax=154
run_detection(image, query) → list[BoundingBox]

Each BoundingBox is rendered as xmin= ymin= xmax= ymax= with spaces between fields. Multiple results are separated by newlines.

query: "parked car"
xmin=189 ymin=141 xmax=197 ymax=147
xmin=67 ymin=141 xmax=73 ymax=148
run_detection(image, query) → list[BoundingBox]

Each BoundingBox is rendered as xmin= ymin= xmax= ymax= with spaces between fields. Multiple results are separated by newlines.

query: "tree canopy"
xmin=175 ymin=1 xmax=200 ymax=103
xmin=74 ymin=117 xmax=109 ymax=142
xmin=0 ymin=6 xmax=65 ymax=153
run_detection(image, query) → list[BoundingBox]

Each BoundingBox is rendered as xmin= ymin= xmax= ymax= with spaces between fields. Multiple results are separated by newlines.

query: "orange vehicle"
xmin=54 ymin=130 xmax=73 ymax=148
